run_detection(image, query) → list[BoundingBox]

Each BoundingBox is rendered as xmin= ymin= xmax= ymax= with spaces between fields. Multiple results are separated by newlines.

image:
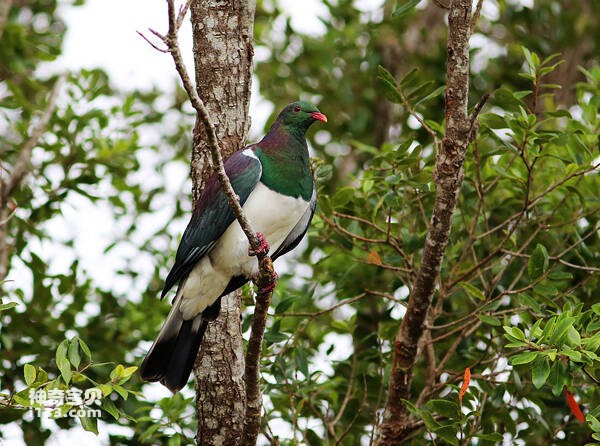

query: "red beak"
xmin=311 ymin=112 xmax=328 ymax=123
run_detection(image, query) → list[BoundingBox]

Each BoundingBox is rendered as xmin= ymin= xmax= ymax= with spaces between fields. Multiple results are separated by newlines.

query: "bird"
xmin=140 ymin=100 xmax=327 ymax=393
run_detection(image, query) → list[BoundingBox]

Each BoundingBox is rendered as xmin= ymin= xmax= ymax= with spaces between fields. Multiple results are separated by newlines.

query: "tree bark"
xmin=189 ymin=1 xmax=256 ymax=445
xmin=376 ymin=1 xmax=472 ymax=444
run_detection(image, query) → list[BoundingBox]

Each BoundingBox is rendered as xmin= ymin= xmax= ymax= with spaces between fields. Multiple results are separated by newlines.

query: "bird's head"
xmin=277 ymin=101 xmax=327 ymax=129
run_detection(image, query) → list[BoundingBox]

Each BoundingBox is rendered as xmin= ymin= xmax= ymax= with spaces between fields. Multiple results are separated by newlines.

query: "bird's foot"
xmin=251 ymin=270 xmax=279 ymax=294
xmin=259 ymin=271 xmax=279 ymax=294
xmin=248 ymin=232 xmax=270 ymax=257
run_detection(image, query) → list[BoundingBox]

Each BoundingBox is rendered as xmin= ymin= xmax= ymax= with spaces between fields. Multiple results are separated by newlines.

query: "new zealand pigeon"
xmin=140 ymin=101 xmax=327 ymax=392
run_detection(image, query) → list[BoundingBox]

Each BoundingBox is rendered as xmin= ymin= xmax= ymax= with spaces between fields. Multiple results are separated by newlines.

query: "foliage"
xmin=1 ymin=0 xmax=599 ymax=445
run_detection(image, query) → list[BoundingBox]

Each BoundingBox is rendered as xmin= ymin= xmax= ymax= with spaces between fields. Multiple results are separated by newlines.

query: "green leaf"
xmin=56 ymin=339 xmax=68 ymax=366
xmin=567 ymin=326 xmax=581 ymax=347
xmin=549 ymin=316 xmax=574 ymax=346
xmin=458 ymin=282 xmax=486 ymax=300
xmin=68 ymin=338 xmax=81 ymax=369
xmin=121 ymin=366 xmax=138 ymax=379
xmin=503 ymin=326 xmax=527 ymax=341
xmin=426 ymin=399 xmax=460 ymax=419
xmin=114 ymin=384 xmax=128 ymax=400
xmin=79 ymin=414 xmax=99 ymax=435
xmin=24 ymin=364 xmax=36 ymax=386
xmin=110 ymin=364 xmax=124 ymax=380
xmin=295 ymin=349 xmax=309 ymax=377
xmin=401 ymin=399 xmax=420 ymax=416
xmin=392 ymin=0 xmax=422 ymax=17
xmin=78 ymin=338 xmax=92 ymax=360
xmin=102 ymin=398 xmax=120 ymax=420
xmin=377 ymin=65 xmax=403 ymax=104
xmin=528 ymin=244 xmax=549 ymax=280
xmin=0 ymin=302 xmax=17 ymax=312
xmin=510 ymin=351 xmax=539 ymax=365
xmin=475 ymin=433 xmax=504 ymax=442
xmin=57 ymin=357 xmax=72 ymax=385
xmin=532 ymin=356 xmax=551 ymax=389
xmin=168 ymin=435 xmax=182 ymax=446
xmin=275 ymin=297 xmax=295 ymax=314
xmin=477 ymin=314 xmax=502 ymax=326
xmin=433 ymin=425 xmax=459 ymax=446
xmin=548 ymin=361 xmax=568 ymax=396
xmin=414 ymin=85 xmax=445 ymax=106
xmin=332 ymin=187 xmax=356 ymax=208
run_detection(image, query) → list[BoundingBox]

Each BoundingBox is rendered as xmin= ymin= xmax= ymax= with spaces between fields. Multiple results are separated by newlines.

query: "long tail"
xmin=140 ymin=289 xmax=208 ymax=393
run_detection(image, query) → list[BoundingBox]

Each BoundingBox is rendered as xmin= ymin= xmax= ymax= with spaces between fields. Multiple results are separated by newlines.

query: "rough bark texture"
xmin=376 ymin=1 xmax=472 ymax=444
xmin=189 ymin=1 xmax=256 ymax=445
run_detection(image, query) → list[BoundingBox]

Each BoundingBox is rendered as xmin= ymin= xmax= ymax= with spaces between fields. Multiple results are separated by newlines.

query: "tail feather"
xmin=160 ymin=316 xmax=207 ymax=392
xmin=140 ymin=290 xmax=207 ymax=393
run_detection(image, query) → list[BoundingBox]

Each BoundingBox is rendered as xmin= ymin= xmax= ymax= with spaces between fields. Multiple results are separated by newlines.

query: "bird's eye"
xmin=293 ymin=105 xmax=301 ymax=112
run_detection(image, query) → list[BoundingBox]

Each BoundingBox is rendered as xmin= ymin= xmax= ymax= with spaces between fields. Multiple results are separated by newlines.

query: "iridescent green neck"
xmin=254 ymin=123 xmax=313 ymax=200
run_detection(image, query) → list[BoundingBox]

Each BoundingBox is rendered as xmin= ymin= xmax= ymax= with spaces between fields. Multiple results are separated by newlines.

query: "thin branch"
xmin=470 ymin=0 xmax=484 ymax=34
xmin=365 ymin=288 xmax=408 ymax=305
xmin=557 ymin=259 xmax=600 ymax=273
xmin=468 ymin=92 xmax=490 ymax=133
xmin=276 ymin=292 xmax=369 ymax=318
xmin=243 ymin=256 xmax=275 ymax=445
xmin=331 ymin=354 xmax=357 ymax=427
xmin=175 ymin=0 xmax=193 ymax=31
xmin=136 ymin=30 xmax=168 ymax=53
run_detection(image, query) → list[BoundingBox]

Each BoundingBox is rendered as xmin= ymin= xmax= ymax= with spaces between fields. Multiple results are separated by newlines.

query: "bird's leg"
xmin=248 ymin=232 xmax=270 ymax=257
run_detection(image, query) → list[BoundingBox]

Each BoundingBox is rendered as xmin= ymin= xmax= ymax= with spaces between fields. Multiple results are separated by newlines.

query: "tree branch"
xmin=376 ymin=1 xmax=473 ymax=444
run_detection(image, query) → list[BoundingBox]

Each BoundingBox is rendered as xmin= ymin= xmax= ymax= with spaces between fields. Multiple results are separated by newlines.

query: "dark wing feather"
xmin=161 ymin=149 xmax=262 ymax=298
xmin=271 ymin=187 xmax=316 ymax=261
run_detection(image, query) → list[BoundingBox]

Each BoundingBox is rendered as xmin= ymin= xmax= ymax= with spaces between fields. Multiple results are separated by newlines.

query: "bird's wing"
xmin=161 ymin=149 xmax=262 ymax=298
xmin=271 ymin=186 xmax=316 ymax=261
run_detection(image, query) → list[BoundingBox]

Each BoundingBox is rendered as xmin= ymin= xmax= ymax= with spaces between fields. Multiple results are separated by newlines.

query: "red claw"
xmin=248 ymin=232 xmax=270 ymax=257
xmin=260 ymin=271 xmax=279 ymax=294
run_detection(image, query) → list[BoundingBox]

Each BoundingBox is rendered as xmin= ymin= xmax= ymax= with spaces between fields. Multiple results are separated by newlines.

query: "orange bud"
xmin=367 ymin=250 xmax=382 ymax=265
xmin=459 ymin=367 xmax=471 ymax=405
xmin=565 ymin=390 xmax=585 ymax=423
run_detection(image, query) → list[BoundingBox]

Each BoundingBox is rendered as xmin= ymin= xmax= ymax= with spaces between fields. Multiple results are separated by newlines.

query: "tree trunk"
xmin=188 ymin=1 xmax=256 ymax=445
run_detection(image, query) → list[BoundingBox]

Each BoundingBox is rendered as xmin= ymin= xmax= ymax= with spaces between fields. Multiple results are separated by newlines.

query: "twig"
xmin=136 ymin=30 xmax=168 ymax=53
xmin=470 ymin=0 xmax=484 ymax=34
xmin=432 ymin=0 xmax=450 ymax=10
xmin=276 ymin=292 xmax=369 ymax=318
xmin=331 ymin=354 xmax=357 ymax=427
xmin=557 ymin=259 xmax=600 ymax=272
xmin=468 ymin=92 xmax=490 ymax=134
